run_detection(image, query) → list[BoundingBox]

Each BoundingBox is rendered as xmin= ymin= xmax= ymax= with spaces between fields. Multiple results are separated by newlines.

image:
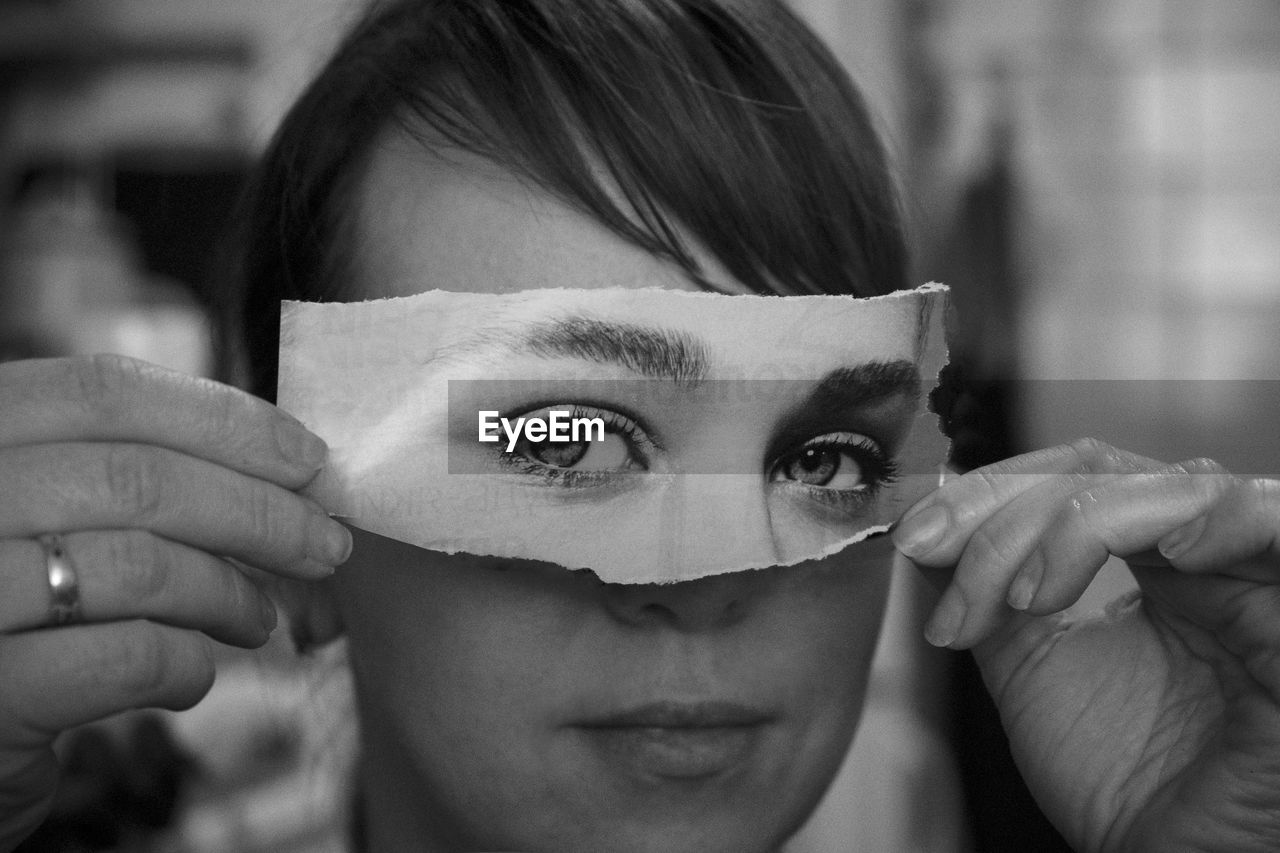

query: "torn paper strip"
xmin=278 ymin=284 xmax=950 ymax=583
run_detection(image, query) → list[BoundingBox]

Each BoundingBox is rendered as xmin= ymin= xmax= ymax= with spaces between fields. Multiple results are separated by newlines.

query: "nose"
xmin=658 ymin=474 xmax=780 ymax=577
xmin=602 ymin=571 xmax=767 ymax=631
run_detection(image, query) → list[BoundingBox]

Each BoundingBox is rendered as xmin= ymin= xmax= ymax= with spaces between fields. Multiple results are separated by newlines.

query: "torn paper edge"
xmin=281 ymin=283 xmax=951 ymax=581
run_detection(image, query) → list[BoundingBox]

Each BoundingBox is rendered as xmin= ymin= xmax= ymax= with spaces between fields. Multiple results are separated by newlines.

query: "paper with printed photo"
xmin=278 ymin=284 xmax=949 ymax=583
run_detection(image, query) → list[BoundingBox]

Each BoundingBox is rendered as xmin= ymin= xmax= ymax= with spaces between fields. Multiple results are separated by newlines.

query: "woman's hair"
xmin=220 ymin=0 xmax=909 ymax=399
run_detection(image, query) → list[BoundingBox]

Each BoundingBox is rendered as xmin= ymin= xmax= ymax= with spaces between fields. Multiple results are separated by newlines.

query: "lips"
xmin=573 ymin=701 xmax=775 ymax=780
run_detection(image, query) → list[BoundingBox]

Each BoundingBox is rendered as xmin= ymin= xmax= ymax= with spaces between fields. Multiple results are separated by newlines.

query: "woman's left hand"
xmin=894 ymin=438 xmax=1280 ymax=853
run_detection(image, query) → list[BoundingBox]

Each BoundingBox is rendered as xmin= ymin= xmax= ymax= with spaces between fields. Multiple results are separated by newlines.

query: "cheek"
xmin=335 ymin=532 xmax=592 ymax=723
xmin=333 ymin=535 xmax=604 ymax=828
xmin=768 ymin=555 xmax=894 ymax=723
xmin=755 ymin=555 xmax=896 ymax=822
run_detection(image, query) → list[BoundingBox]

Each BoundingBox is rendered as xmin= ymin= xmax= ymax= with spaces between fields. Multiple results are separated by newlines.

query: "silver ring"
xmin=39 ymin=533 xmax=82 ymax=626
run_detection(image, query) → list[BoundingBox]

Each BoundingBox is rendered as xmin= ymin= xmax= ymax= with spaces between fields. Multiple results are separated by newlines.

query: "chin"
xmin=456 ymin=766 xmax=828 ymax=853
xmin=472 ymin=814 xmax=804 ymax=853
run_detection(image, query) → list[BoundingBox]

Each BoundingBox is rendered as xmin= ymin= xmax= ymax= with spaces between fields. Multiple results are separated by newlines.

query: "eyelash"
xmin=490 ymin=405 xmax=898 ymax=510
xmin=496 ymin=404 xmax=654 ymax=487
xmin=770 ymin=433 xmax=901 ymax=513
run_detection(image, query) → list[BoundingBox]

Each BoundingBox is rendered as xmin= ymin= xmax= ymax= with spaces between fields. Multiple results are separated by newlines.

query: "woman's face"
xmin=331 ymin=133 xmax=899 ymax=853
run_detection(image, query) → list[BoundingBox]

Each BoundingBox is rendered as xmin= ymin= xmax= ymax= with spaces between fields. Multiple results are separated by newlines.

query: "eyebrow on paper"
xmin=516 ymin=315 xmax=709 ymax=384
xmin=807 ymin=360 xmax=922 ymax=408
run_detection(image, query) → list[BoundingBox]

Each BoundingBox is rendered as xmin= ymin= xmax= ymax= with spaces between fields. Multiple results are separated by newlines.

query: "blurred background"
xmin=2 ymin=0 xmax=1277 ymax=851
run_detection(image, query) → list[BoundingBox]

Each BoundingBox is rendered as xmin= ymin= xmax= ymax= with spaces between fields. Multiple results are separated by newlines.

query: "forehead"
xmin=352 ymin=131 xmax=748 ymax=297
xmin=350 ymin=131 xmax=921 ymax=368
xmin=351 ymin=132 xmax=919 ymax=366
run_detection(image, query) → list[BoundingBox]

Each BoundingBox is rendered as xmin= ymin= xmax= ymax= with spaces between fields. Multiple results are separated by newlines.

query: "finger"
xmin=0 ymin=532 xmax=277 ymax=647
xmin=1023 ymin=458 xmax=1236 ymax=615
xmin=0 ymin=621 xmax=214 ymax=748
xmin=924 ymin=474 xmax=1097 ymax=648
xmin=0 ymin=355 xmax=326 ymax=489
xmin=1156 ymin=477 xmax=1280 ymax=579
xmin=0 ymin=443 xmax=351 ymax=578
xmin=893 ymin=438 xmax=1163 ymax=567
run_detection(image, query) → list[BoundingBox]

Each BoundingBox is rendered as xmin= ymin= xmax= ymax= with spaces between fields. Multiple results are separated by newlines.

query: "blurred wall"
xmin=0 ymin=0 xmax=368 ymax=367
xmin=0 ymin=0 xmax=362 ymax=161
xmin=910 ymin=0 xmax=1280 ymax=470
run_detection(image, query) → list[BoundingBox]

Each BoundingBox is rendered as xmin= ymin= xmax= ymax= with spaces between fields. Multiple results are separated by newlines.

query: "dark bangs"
xmin=389 ymin=0 xmax=906 ymax=297
xmin=228 ymin=0 xmax=908 ymax=397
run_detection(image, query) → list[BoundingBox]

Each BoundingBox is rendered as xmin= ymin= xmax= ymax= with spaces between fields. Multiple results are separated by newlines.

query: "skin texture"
xmin=329 ymin=133 xmax=897 ymax=852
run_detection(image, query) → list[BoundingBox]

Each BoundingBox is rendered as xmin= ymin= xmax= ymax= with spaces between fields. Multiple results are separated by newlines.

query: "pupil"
xmin=789 ymin=448 xmax=837 ymax=485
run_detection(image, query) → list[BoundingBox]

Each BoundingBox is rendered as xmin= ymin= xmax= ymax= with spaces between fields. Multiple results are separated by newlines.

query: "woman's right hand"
xmin=0 ymin=355 xmax=352 ymax=851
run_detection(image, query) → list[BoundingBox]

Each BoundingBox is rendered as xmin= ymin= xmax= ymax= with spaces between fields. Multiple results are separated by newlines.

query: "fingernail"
xmin=260 ymin=596 xmax=278 ymax=633
xmin=310 ymin=514 xmax=353 ymax=566
xmin=894 ymin=505 xmax=949 ymax=559
xmin=277 ymin=420 xmax=328 ymax=471
xmin=924 ymin=587 xmax=965 ymax=647
xmin=1158 ymin=515 xmax=1207 ymax=560
xmin=1007 ymin=550 xmax=1044 ymax=611
xmin=295 ymin=556 xmax=337 ymax=578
